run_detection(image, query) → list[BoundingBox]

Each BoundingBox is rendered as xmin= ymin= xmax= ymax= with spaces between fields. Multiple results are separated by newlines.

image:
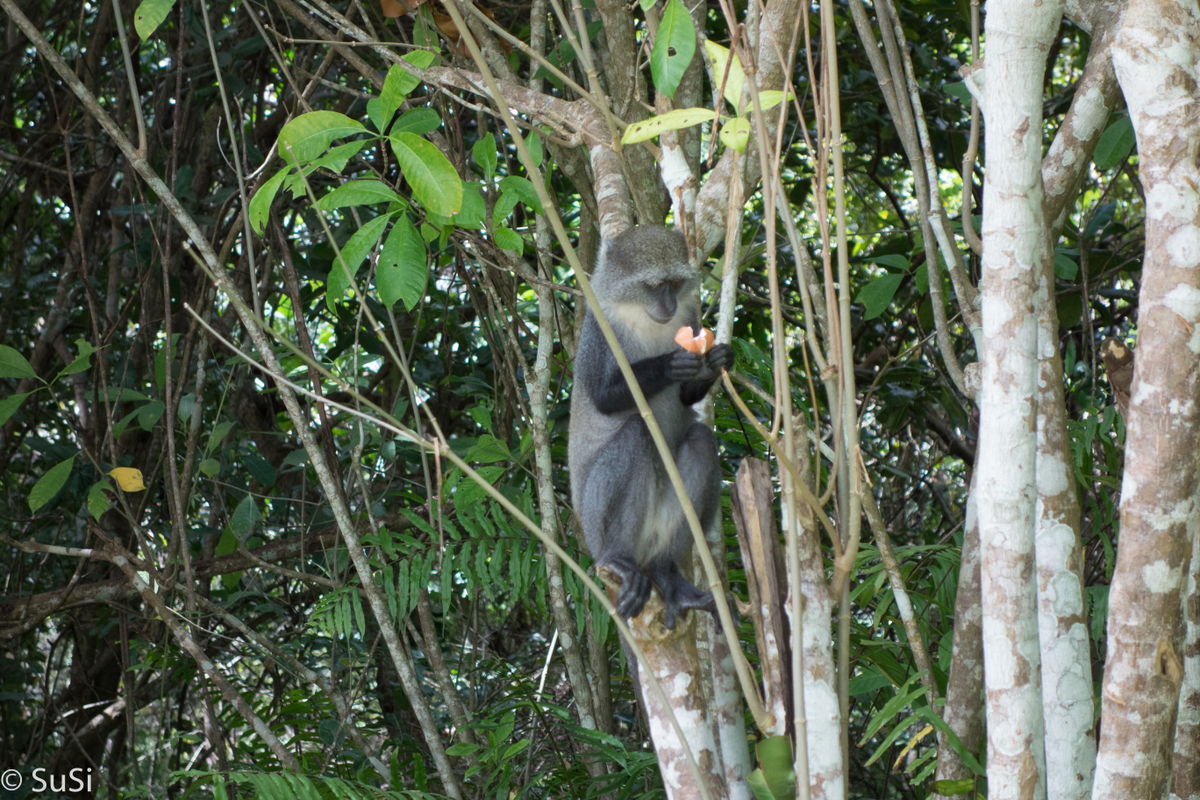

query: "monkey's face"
xmin=644 ymin=279 xmax=688 ymax=323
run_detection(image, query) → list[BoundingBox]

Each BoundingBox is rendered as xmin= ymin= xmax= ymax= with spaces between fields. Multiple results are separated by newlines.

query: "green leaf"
xmin=29 ymin=454 xmax=75 ymax=513
xmin=754 ymin=736 xmax=796 ymax=800
xmin=230 ymin=494 xmax=260 ymax=539
xmin=473 ymin=135 xmax=498 ymax=179
xmin=621 ymin=107 xmax=712 ymax=144
xmin=387 ymin=51 xmax=437 ymax=99
xmin=748 ymin=768 xmax=774 ymax=800
xmin=134 ymin=0 xmax=177 ymax=39
xmin=866 ymin=254 xmax=910 ymax=271
xmin=154 ymin=332 xmax=181 ymax=391
xmin=392 ymin=108 xmax=441 ymax=135
xmin=705 ymin=40 xmax=746 ymax=110
xmin=278 ymin=111 xmax=368 ymax=165
xmin=756 ymin=90 xmax=792 ymax=112
xmin=943 ymin=81 xmax=972 ymax=103
xmin=1055 ymin=252 xmax=1079 ymax=280
xmin=244 ymin=452 xmax=277 ymax=487
xmin=199 ymin=458 xmax=220 ymax=477
xmin=249 ymin=168 xmax=289 ymax=234
xmin=327 ymin=214 xmax=392 ymax=310
xmin=1094 ymin=115 xmax=1135 ymax=171
xmin=720 ymin=117 xmax=751 ymax=152
xmin=310 ymin=141 xmax=367 ymax=173
xmin=650 ymin=0 xmax=696 ymax=100
xmin=137 ymin=400 xmax=165 ymax=431
xmin=498 ymin=176 xmax=545 ymax=215
xmin=857 ymin=274 xmax=905 ymax=320
xmin=453 ymin=182 xmax=486 ymax=228
xmin=0 ymin=392 xmax=31 ymax=425
xmin=381 ymin=66 xmax=413 ymax=125
xmin=445 ymin=743 xmax=481 ymax=757
xmin=527 ymin=129 xmax=543 ymax=169
xmin=207 ymin=420 xmax=235 ymax=455
xmin=494 ymin=226 xmax=523 ymax=253
xmin=377 ymin=215 xmax=427 ymax=310
xmin=61 ymin=338 xmax=97 ymax=376
xmin=501 ymin=739 xmax=530 ymax=760
xmin=316 ymin=180 xmax=403 ymax=211
xmin=389 ymin=132 xmax=463 ymax=216
xmin=930 ymin=779 xmax=976 ymax=796
xmin=0 ymin=345 xmax=36 ymax=379
xmin=466 ymin=434 xmax=512 ymax=463
xmin=87 ymin=479 xmax=112 ymax=520
xmin=366 ymin=97 xmax=386 ymax=133
xmin=914 ymin=706 xmax=986 ymax=777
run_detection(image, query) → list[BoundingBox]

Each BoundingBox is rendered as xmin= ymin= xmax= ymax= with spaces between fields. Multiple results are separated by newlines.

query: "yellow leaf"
xmin=705 ymin=41 xmax=746 ymax=111
xmin=892 ymin=724 xmax=935 ymax=770
xmin=720 ymin=117 xmax=751 ymax=152
xmin=621 ymin=108 xmax=713 ymax=145
xmin=110 ymin=467 xmax=147 ymax=492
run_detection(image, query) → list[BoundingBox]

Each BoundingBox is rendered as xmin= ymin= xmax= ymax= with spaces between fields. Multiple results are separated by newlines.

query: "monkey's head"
xmin=594 ymin=226 xmax=698 ymax=324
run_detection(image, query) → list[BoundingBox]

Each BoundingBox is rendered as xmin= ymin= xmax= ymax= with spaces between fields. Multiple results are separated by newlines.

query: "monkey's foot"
xmin=601 ymin=556 xmax=654 ymax=621
xmin=659 ymin=581 xmax=716 ymax=631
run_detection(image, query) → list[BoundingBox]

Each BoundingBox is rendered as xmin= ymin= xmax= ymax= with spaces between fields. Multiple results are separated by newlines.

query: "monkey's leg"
xmin=580 ymin=418 xmax=656 ymax=621
xmin=647 ymin=422 xmax=721 ymax=630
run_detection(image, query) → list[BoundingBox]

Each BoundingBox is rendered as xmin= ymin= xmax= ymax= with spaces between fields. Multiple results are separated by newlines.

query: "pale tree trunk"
xmin=976 ymin=0 xmax=1062 ymax=798
xmin=1174 ymin=528 xmax=1200 ymax=800
xmin=933 ymin=489 xmax=985 ymax=796
xmin=1093 ymin=2 xmax=1200 ymax=797
xmin=1034 ymin=247 xmax=1097 ymax=800
xmin=787 ymin=487 xmax=844 ymax=800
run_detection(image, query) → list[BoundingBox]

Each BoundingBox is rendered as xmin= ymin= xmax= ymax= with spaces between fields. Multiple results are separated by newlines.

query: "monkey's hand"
xmin=666 ymin=350 xmax=709 ymax=382
xmin=668 ymin=343 xmax=735 ymax=383
xmin=705 ymin=343 xmax=734 ymax=375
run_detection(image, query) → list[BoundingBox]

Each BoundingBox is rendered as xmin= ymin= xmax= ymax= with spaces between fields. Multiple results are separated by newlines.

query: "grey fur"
xmin=568 ymin=226 xmax=733 ymax=630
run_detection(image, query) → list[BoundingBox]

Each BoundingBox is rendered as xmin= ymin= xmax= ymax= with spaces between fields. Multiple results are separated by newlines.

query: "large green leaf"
xmin=29 ymin=454 xmax=75 ymax=513
xmin=327 ymin=214 xmax=392 ymax=310
xmin=857 ymin=273 xmax=905 ymax=320
xmin=0 ymin=345 xmax=36 ymax=379
xmin=1094 ymin=115 xmax=1135 ymax=171
xmin=377 ymin=215 xmax=427 ymax=310
xmin=316 ymin=180 xmax=404 ymax=211
xmin=498 ymin=176 xmax=544 ymax=215
xmin=134 ymin=0 xmax=177 ymax=39
xmin=392 ymin=108 xmax=442 ymax=136
xmin=650 ymin=0 xmax=696 ymax=100
xmin=249 ymin=168 xmax=289 ymax=234
xmin=389 ymin=132 xmax=463 ymax=216
xmin=278 ymin=111 xmax=368 ymax=165
xmin=230 ymin=494 xmax=260 ymax=538
xmin=0 ymin=392 xmax=31 ymax=425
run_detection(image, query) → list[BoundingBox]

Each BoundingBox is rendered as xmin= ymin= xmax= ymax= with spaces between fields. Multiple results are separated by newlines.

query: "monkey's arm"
xmin=592 ymin=351 xmax=686 ymax=414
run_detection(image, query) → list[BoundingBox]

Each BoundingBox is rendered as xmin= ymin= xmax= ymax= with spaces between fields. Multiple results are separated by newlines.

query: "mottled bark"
xmin=933 ymin=490 xmax=986 ymax=798
xmin=1173 ymin=529 xmax=1200 ymax=800
xmin=788 ymin=489 xmax=844 ymax=800
xmin=976 ymin=0 xmax=1063 ymax=797
xmin=1093 ymin=2 xmax=1200 ymax=797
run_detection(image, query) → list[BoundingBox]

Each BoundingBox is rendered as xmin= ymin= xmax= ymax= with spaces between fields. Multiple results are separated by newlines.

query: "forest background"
xmin=0 ymin=0 xmax=1195 ymax=797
